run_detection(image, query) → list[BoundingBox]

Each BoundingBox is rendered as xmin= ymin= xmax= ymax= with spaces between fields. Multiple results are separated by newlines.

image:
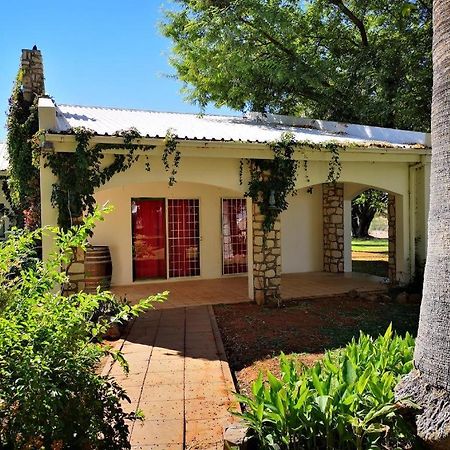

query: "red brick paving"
xmin=103 ymin=305 xmax=238 ymax=449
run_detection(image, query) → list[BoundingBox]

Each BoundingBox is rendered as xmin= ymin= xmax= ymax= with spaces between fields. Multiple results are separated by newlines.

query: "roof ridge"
xmin=56 ymin=103 xmax=428 ymax=136
xmin=57 ymin=103 xmax=242 ymax=120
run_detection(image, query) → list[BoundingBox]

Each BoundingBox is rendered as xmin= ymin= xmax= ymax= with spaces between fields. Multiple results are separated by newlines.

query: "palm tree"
xmin=396 ymin=1 xmax=450 ymax=448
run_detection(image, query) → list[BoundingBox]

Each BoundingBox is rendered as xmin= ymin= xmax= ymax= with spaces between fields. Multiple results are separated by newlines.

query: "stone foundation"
xmin=388 ymin=194 xmax=397 ymax=282
xmin=323 ymin=183 xmax=344 ymax=273
xmin=64 ymin=247 xmax=86 ymax=295
xmin=252 ymin=204 xmax=282 ymax=305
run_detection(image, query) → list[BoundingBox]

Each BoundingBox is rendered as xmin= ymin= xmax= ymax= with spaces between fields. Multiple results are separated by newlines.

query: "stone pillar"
xmin=323 ymin=183 xmax=345 ymax=273
xmin=21 ymin=46 xmax=45 ymax=103
xmin=252 ymin=203 xmax=282 ymax=305
xmin=64 ymin=247 xmax=86 ymax=295
xmin=388 ymin=194 xmax=397 ymax=282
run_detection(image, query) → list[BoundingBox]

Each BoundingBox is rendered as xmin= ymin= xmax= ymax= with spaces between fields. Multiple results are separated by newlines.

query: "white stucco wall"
xmin=92 ymin=180 xmax=245 ymax=286
xmin=39 ymin=136 xmax=431 ymax=286
xmin=281 ymin=186 xmax=323 ymax=273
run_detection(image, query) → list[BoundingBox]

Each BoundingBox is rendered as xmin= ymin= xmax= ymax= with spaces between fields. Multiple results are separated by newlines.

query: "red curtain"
xmin=132 ymin=199 xmax=166 ymax=279
xmin=228 ymin=202 xmax=241 ymax=257
xmin=222 ymin=199 xmax=247 ymax=274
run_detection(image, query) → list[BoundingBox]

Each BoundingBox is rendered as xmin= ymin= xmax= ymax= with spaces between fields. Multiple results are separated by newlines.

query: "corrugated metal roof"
xmin=0 ymin=142 xmax=9 ymax=171
xmin=53 ymin=104 xmax=430 ymax=149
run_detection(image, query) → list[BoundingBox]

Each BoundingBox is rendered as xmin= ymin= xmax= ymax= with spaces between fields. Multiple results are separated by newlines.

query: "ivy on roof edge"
xmin=43 ymin=127 xmax=155 ymax=229
xmin=41 ymin=128 xmax=344 ymax=232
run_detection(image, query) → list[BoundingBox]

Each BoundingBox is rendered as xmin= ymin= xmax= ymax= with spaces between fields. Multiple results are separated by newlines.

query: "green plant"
xmin=245 ymin=134 xmax=348 ymax=231
xmin=42 ymin=126 xmax=185 ymax=229
xmin=43 ymin=127 xmax=155 ymax=229
xmin=6 ymin=70 xmax=41 ymax=229
xmin=234 ymin=326 xmax=418 ymax=449
xmin=0 ymin=206 xmax=166 ymax=449
xmin=162 ymin=129 xmax=182 ymax=186
xmin=326 ymin=143 xmax=343 ymax=184
xmin=163 ymin=1 xmax=431 ymax=132
xmin=246 ymin=133 xmax=299 ymax=231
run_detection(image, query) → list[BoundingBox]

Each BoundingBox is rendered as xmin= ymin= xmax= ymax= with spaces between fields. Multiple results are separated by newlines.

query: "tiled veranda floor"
xmin=112 ymin=271 xmax=387 ymax=308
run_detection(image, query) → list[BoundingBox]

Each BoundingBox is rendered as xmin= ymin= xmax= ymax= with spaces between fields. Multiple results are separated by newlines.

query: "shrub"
xmin=0 ymin=207 xmax=166 ymax=449
xmin=234 ymin=326 xmax=418 ymax=450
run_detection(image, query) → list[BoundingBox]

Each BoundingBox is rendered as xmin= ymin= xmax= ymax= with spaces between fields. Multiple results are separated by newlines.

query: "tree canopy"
xmin=162 ymin=0 xmax=432 ymax=131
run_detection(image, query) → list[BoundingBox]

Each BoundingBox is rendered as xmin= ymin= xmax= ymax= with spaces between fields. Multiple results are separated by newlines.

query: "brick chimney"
xmin=20 ymin=46 xmax=45 ymax=103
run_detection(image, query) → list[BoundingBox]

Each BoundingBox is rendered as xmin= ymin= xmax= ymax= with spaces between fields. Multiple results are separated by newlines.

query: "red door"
xmin=132 ymin=199 xmax=166 ymax=279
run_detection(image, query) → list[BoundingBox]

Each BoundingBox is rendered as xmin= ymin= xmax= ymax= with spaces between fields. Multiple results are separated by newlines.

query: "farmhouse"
xmin=24 ymin=48 xmax=431 ymax=304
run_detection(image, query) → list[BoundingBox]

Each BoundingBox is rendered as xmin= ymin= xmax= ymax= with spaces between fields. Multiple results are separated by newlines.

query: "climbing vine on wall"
xmin=326 ymin=143 xmax=343 ymax=183
xmin=0 ymin=177 xmax=16 ymax=223
xmin=162 ymin=130 xmax=181 ymax=186
xmin=6 ymin=70 xmax=41 ymax=229
xmin=246 ymin=133 xmax=299 ymax=231
xmin=245 ymin=135 xmax=345 ymax=231
xmin=43 ymin=127 xmax=155 ymax=229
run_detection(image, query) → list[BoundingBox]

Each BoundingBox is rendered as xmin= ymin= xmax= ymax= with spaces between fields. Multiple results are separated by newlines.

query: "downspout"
xmin=409 ymin=160 xmax=424 ymax=281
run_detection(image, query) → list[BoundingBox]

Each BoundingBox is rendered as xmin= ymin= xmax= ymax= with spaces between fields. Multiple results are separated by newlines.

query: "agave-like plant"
xmin=233 ymin=326 xmax=418 ymax=450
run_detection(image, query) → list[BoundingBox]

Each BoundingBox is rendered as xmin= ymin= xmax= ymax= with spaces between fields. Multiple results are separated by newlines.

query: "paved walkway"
xmin=103 ymin=305 xmax=238 ymax=449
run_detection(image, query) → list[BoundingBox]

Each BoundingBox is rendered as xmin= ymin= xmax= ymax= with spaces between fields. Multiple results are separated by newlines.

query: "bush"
xmin=234 ymin=326 xmax=418 ymax=450
xmin=0 ymin=207 xmax=166 ymax=449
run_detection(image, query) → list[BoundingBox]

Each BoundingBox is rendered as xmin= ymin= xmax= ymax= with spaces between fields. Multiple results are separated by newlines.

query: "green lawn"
xmin=352 ymin=238 xmax=388 ymax=253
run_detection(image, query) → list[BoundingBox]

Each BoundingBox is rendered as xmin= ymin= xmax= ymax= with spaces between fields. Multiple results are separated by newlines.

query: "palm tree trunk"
xmin=396 ymin=2 xmax=450 ymax=448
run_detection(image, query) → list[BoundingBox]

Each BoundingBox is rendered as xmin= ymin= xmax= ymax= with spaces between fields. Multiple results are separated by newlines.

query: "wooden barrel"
xmin=84 ymin=246 xmax=112 ymax=293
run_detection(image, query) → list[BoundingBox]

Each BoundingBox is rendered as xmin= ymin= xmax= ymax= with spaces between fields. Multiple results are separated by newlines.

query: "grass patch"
xmin=352 ymin=237 xmax=388 ymax=253
xmin=352 ymin=238 xmax=388 ymax=277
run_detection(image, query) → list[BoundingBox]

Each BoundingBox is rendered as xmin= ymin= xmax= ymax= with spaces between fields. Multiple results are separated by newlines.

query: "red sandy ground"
xmin=214 ymin=296 xmax=420 ymax=396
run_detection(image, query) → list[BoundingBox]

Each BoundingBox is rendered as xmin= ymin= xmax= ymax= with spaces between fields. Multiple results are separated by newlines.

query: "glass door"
xmin=132 ymin=199 xmax=167 ymax=279
xmin=168 ymin=199 xmax=200 ymax=277
xmin=222 ymin=198 xmax=248 ymax=274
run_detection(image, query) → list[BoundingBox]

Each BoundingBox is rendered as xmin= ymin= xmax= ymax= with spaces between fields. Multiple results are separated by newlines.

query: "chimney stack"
xmin=20 ymin=46 xmax=45 ymax=103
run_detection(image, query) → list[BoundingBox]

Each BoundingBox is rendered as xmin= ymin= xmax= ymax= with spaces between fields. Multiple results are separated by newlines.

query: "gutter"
xmin=43 ymin=132 xmax=431 ymax=159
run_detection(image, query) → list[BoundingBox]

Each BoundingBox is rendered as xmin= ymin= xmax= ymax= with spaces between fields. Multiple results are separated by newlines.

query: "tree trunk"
xmin=351 ymin=212 xmax=359 ymax=236
xmin=356 ymin=210 xmax=375 ymax=238
xmin=351 ymin=204 xmax=376 ymax=238
xmin=396 ymin=2 xmax=450 ymax=448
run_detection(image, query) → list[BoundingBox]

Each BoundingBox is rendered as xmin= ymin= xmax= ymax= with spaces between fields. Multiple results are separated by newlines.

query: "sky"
xmin=0 ymin=0 xmax=234 ymax=140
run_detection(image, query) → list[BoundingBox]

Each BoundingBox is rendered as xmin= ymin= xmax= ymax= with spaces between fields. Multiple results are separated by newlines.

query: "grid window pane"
xmin=222 ymin=199 xmax=247 ymax=275
xmin=168 ymin=199 xmax=200 ymax=278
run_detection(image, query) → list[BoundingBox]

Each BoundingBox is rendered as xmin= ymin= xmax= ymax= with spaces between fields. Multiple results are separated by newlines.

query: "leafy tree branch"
xmin=329 ymin=0 xmax=369 ymax=47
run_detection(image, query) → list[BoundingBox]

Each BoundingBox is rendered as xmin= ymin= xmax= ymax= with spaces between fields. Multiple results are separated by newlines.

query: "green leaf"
xmin=316 ymin=395 xmax=330 ymax=414
xmin=342 ymin=357 xmax=357 ymax=386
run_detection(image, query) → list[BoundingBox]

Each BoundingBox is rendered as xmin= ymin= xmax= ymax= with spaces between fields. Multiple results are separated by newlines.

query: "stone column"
xmin=388 ymin=194 xmax=397 ymax=282
xmin=21 ymin=47 xmax=45 ymax=103
xmin=323 ymin=183 xmax=345 ymax=273
xmin=64 ymin=247 xmax=86 ymax=295
xmin=252 ymin=203 xmax=282 ymax=305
